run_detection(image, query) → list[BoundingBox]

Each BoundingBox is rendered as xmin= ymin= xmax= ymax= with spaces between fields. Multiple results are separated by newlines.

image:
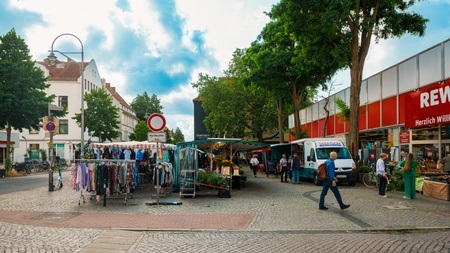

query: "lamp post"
xmin=47 ymin=33 xmax=85 ymax=159
xmin=22 ymin=136 xmax=28 ymax=160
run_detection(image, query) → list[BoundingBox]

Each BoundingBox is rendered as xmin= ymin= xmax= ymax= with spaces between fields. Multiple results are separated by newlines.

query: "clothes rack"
xmin=72 ymin=159 xmax=137 ymax=207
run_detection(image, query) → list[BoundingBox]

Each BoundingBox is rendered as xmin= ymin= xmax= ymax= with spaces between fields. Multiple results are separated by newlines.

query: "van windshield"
xmin=316 ymin=148 xmax=352 ymax=160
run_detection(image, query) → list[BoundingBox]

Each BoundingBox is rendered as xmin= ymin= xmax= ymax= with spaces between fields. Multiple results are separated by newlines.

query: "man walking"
xmin=377 ymin=153 xmax=389 ymax=197
xmin=319 ymin=151 xmax=350 ymax=210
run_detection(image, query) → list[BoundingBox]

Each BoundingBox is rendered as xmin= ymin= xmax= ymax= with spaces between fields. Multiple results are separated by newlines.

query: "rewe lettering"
xmin=420 ymin=85 xmax=450 ymax=108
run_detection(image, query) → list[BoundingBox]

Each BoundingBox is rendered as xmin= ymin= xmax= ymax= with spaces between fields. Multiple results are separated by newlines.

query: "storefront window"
xmin=440 ymin=124 xmax=450 ymax=140
xmin=411 ymin=126 xmax=439 ymax=141
xmin=30 ymin=144 xmax=40 ymax=159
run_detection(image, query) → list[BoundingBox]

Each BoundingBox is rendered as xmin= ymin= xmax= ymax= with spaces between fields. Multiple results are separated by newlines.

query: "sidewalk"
xmin=0 ymin=168 xmax=449 ymax=232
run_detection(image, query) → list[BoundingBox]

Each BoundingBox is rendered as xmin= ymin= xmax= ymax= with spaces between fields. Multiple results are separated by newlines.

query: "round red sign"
xmin=45 ymin=122 xmax=56 ymax=132
xmin=147 ymin=113 xmax=166 ymax=132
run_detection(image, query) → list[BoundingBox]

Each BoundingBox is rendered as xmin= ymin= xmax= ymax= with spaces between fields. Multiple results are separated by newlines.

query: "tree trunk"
xmin=348 ymin=65 xmax=363 ymax=158
xmin=277 ymin=99 xmax=285 ymax=143
xmin=292 ymin=84 xmax=302 ymax=140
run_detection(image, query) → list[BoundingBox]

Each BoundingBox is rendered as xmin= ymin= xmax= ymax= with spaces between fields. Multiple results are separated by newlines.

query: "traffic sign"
xmin=147 ymin=113 xmax=166 ymax=132
xmin=45 ymin=122 xmax=56 ymax=132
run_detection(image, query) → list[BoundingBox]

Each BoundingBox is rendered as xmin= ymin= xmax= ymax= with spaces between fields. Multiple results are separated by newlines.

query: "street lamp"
xmin=48 ymin=33 xmax=85 ymax=159
xmin=22 ymin=136 xmax=28 ymax=159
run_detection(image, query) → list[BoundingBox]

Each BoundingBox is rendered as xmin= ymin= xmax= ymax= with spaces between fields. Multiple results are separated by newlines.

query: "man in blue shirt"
xmin=319 ymin=151 xmax=350 ymax=210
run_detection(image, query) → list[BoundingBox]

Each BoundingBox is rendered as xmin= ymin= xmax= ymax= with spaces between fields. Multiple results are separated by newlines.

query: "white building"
xmin=104 ymin=81 xmax=138 ymax=142
xmin=10 ymin=58 xmax=137 ymax=164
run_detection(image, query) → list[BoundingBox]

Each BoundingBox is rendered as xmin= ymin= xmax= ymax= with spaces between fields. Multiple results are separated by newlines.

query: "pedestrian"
xmin=279 ymin=154 xmax=288 ymax=183
xmin=400 ymin=151 xmax=408 ymax=161
xmin=376 ymin=153 xmax=389 ymax=197
xmin=290 ymin=153 xmax=301 ymax=184
xmin=250 ymin=154 xmax=259 ymax=177
xmin=319 ymin=151 xmax=350 ymax=210
xmin=438 ymin=152 xmax=450 ymax=174
xmin=398 ymin=153 xmax=418 ymax=199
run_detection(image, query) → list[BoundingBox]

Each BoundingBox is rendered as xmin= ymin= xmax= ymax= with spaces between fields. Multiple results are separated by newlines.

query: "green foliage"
xmin=129 ymin=121 xmax=150 ymax=141
xmin=5 ymin=158 xmax=12 ymax=170
xmin=390 ymin=169 xmax=405 ymax=192
xmin=0 ymin=29 xmax=57 ymax=162
xmin=40 ymin=149 xmax=47 ymax=161
xmin=164 ymin=128 xmax=173 ymax=144
xmin=73 ymin=87 xmax=120 ymax=142
xmin=172 ymin=127 xmax=185 ymax=144
xmin=334 ymin=98 xmax=350 ymax=122
xmin=130 ymin=92 xmax=163 ymax=121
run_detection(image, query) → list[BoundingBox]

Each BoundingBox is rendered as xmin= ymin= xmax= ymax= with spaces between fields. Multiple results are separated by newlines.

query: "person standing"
xmin=439 ymin=152 xmax=450 ymax=174
xmin=279 ymin=154 xmax=288 ymax=183
xmin=376 ymin=153 xmax=389 ymax=197
xmin=250 ymin=154 xmax=259 ymax=177
xmin=398 ymin=153 xmax=417 ymax=199
xmin=290 ymin=153 xmax=301 ymax=184
xmin=319 ymin=151 xmax=350 ymax=210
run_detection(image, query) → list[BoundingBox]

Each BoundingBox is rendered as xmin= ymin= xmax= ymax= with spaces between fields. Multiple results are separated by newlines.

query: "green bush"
xmin=389 ymin=170 xmax=404 ymax=191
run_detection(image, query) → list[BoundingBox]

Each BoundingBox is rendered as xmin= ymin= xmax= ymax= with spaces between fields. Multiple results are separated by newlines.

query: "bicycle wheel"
xmin=363 ymin=173 xmax=375 ymax=188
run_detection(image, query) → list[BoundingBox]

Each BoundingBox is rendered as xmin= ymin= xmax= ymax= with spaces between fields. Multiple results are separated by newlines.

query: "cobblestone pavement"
xmin=0 ymin=168 xmax=449 ymax=252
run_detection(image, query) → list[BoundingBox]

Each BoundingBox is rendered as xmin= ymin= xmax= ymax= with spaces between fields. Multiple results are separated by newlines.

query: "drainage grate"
xmin=32 ymin=212 xmax=81 ymax=220
xmin=383 ymin=205 xmax=412 ymax=210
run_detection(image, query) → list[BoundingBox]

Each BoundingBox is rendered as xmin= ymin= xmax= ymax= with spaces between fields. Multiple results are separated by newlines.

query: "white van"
xmin=271 ymin=138 xmax=357 ymax=186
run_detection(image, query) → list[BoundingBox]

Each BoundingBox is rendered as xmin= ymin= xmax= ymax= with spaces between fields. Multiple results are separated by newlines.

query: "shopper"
xmin=319 ymin=151 xmax=350 ymax=210
xmin=398 ymin=153 xmax=418 ymax=199
xmin=376 ymin=153 xmax=389 ymax=197
xmin=250 ymin=154 xmax=259 ymax=177
xmin=279 ymin=154 xmax=288 ymax=183
xmin=439 ymin=152 xmax=450 ymax=174
xmin=290 ymin=153 xmax=301 ymax=184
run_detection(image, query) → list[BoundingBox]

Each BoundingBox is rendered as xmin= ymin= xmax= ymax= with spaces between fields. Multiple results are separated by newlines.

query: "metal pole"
xmin=48 ymin=109 xmax=54 ymax=192
xmin=48 ymin=33 xmax=84 ymax=159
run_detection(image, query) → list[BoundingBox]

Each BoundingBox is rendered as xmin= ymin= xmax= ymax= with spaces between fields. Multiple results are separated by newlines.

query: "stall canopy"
xmin=177 ymin=138 xmax=270 ymax=152
xmin=91 ymin=141 xmax=176 ymax=150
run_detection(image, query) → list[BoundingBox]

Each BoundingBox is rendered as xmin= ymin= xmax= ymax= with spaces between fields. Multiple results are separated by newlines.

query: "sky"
xmin=1 ymin=0 xmax=450 ymax=142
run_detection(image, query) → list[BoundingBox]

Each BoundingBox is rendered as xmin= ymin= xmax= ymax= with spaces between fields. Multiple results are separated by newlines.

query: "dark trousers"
xmin=378 ymin=175 xmax=387 ymax=196
xmin=280 ymin=167 xmax=288 ymax=182
xmin=251 ymin=165 xmax=257 ymax=176
xmin=319 ymin=179 xmax=345 ymax=208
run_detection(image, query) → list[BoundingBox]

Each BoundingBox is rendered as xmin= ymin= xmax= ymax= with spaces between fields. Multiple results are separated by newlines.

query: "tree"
xmin=0 ymin=29 xmax=55 ymax=169
xmin=172 ymin=127 xmax=185 ymax=144
xmin=130 ymin=92 xmax=164 ymax=121
xmin=73 ymin=87 xmax=120 ymax=142
xmin=272 ymin=0 xmax=427 ymax=156
xmin=129 ymin=120 xmax=149 ymax=141
xmin=241 ymin=15 xmax=340 ymax=141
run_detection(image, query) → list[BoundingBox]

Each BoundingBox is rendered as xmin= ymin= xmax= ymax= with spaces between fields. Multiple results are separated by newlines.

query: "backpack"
xmin=318 ymin=163 xmax=327 ymax=180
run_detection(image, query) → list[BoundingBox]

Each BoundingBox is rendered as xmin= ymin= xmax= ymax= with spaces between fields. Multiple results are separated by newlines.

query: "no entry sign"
xmin=147 ymin=113 xmax=166 ymax=132
xmin=45 ymin=122 xmax=56 ymax=132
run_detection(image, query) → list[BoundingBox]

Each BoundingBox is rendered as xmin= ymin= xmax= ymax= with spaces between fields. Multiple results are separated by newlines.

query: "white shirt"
xmin=250 ymin=157 xmax=259 ymax=166
xmin=376 ymin=158 xmax=386 ymax=176
xmin=279 ymin=158 xmax=287 ymax=167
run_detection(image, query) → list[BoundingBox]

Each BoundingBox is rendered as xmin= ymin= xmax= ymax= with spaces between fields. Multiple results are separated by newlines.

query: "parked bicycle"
xmin=362 ymin=163 xmax=379 ymax=188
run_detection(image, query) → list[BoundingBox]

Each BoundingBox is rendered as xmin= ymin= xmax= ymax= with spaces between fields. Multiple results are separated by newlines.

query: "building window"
xmin=30 ymin=144 xmax=40 ymax=159
xmin=59 ymin=119 xmax=68 ymax=134
xmin=58 ymin=96 xmax=68 ymax=107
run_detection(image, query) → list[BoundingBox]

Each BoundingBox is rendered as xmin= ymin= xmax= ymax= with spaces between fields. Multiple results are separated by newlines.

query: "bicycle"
xmin=362 ymin=163 xmax=379 ymax=188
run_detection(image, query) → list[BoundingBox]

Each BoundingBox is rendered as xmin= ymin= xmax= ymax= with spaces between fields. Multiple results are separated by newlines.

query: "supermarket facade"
xmin=288 ymin=38 xmax=450 ymax=166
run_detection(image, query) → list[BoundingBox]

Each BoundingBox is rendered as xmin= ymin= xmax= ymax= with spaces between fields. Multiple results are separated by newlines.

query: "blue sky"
xmin=1 ymin=0 xmax=450 ymax=141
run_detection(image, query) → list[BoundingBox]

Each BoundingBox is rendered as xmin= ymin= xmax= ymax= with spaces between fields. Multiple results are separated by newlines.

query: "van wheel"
xmin=313 ymin=173 xmax=322 ymax=186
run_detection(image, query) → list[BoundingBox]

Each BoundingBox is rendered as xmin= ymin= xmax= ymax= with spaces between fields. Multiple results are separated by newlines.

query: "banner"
xmin=405 ymin=81 xmax=450 ymax=128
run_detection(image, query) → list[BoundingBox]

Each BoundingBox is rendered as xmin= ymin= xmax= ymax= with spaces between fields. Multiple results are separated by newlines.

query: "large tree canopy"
xmin=0 ymin=29 xmax=54 ymax=168
xmin=73 ymin=87 xmax=120 ymax=142
xmin=130 ymin=92 xmax=164 ymax=121
xmin=271 ymin=0 xmax=427 ymax=155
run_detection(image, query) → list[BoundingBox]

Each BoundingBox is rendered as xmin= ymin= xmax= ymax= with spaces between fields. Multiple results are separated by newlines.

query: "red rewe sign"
xmin=405 ymin=81 xmax=450 ymax=128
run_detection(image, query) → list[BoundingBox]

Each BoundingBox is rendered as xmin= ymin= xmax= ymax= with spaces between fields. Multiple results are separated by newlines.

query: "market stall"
xmin=175 ymin=138 xmax=269 ymax=198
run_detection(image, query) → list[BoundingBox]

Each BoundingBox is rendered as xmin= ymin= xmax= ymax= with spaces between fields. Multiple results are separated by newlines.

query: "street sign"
xmin=147 ymin=113 xmax=166 ymax=132
xmin=148 ymin=132 xmax=167 ymax=142
xmin=49 ymin=104 xmax=64 ymax=111
xmin=45 ymin=122 xmax=56 ymax=132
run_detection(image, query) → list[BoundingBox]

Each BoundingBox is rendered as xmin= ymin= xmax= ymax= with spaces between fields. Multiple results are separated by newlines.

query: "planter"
xmin=0 ymin=169 xmax=5 ymax=178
